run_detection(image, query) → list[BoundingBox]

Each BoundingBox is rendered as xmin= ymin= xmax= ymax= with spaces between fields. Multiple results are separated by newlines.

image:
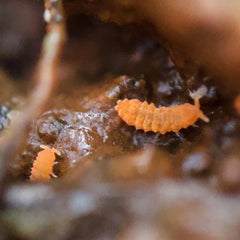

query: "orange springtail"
xmin=30 ymin=145 xmax=60 ymax=181
xmin=115 ymin=86 xmax=209 ymax=134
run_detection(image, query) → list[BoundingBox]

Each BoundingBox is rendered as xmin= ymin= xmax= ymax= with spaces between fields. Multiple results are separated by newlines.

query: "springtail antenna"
xmin=189 ymin=85 xmax=208 ymax=109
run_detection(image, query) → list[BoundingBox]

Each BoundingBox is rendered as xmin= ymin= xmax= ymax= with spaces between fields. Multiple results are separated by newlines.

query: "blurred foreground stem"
xmin=0 ymin=0 xmax=66 ymax=202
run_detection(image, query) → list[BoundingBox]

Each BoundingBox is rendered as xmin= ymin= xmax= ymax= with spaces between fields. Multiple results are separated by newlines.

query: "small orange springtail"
xmin=30 ymin=145 xmax=60 ymax=181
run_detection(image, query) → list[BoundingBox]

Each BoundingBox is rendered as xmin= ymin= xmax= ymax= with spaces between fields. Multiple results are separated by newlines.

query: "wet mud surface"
xmin=4 ymin=10 xmax=240 ymax=192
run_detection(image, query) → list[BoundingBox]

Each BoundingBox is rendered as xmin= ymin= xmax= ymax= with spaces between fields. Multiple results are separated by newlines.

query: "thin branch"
xmin=0 ymin=0 xmax=66 ymax=194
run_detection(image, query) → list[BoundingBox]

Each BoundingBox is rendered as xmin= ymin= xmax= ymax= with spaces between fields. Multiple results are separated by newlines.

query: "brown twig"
xmin=0 ymin=0 xmax=66 ymax=195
